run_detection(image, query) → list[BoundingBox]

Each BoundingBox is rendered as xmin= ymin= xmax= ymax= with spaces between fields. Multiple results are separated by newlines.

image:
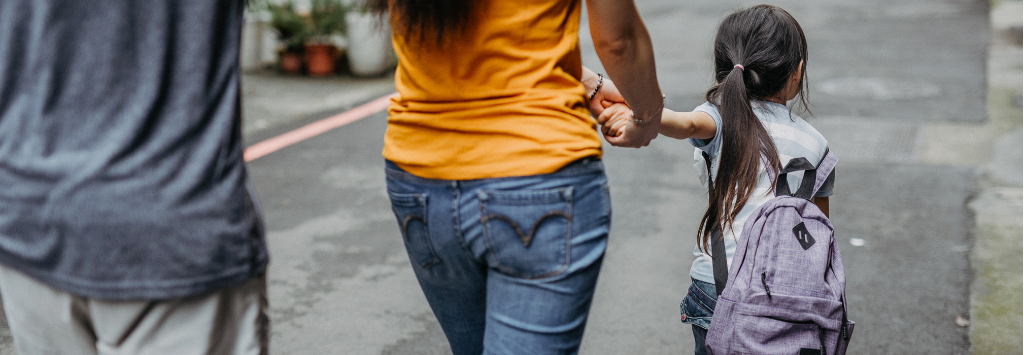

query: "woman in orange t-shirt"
xmin=374 ymin=0 xmax=664 ymax=353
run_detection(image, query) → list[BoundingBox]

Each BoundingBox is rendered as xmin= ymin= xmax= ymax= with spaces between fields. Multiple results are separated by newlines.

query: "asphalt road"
xmin=244 ymin=0 xmax=988 ymax=353
xmin=0 ymin=0 xmax=989 ymax=354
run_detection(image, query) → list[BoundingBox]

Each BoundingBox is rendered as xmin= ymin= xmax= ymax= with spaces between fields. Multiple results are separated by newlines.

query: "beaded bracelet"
xmin=588 ymin=73 xmax=604 ymax=101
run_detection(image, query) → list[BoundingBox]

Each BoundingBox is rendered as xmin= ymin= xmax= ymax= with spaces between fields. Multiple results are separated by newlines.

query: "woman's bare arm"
xmin=585 ymin=0 xmax=663 ymax=148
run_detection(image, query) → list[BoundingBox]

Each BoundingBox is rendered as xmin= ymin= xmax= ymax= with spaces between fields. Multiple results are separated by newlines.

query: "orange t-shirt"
xmin=382 ymin=0 xmax=602 ymax=180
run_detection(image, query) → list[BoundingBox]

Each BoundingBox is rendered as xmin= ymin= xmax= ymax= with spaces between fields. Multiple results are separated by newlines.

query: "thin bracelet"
xmin=588 ymin=74 xmax=604 ymax=101
xmin=632 ymin=94 xmax=666 ymax=125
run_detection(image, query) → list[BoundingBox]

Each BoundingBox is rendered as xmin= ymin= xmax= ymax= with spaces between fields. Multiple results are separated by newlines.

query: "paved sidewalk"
xmin=0 ymin=2 xmax=1009 ymax=353
xmin=235 ymin=2 xmax=1022 ymax=353
xmin=963 ymin=0 xmax=1023 ymax=353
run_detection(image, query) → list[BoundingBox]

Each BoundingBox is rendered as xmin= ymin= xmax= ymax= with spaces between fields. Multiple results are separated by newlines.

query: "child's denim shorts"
xmin=680 ymin=278 xmax=718 ymax=330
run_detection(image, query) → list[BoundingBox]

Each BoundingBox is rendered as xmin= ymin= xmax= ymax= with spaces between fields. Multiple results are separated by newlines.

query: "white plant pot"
xmin=345 ymin=12 xmax=394 ymax=76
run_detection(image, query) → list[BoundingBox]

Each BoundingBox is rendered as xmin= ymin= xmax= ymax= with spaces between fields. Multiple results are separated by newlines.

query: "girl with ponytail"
xmin=598 ymin=5 xmax=833 ymax=354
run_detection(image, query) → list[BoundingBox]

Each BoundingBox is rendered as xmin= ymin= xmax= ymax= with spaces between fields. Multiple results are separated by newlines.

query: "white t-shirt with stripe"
xmin=687 ymin=101 xmax=833 ymax=285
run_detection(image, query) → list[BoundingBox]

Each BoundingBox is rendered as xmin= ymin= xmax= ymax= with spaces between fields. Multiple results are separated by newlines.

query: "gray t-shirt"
xmin=0 ymin=0 xmax=267 ymax=300
xmin=688 ymin=101 xmax=833 ymax=285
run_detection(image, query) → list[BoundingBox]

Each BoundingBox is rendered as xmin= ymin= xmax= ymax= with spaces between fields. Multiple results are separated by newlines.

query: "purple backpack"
xmin=704 ymin=150 xmax=854 ymax=355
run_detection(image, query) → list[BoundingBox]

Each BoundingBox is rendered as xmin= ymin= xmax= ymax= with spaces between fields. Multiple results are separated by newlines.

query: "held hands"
xmin=587 ymin=78 xmax=623 ymax=118
xmin=583 ymin=71 xmax=661 ymax=148
xmin=596 ymin=103 xmax=632 ymax=137
xmin=595 ymin=103 xmax=662 ymax=148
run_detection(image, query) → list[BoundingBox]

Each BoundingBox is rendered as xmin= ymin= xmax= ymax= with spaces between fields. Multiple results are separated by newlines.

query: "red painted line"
xmin=244 ymin=92 xmax=398 ymax=162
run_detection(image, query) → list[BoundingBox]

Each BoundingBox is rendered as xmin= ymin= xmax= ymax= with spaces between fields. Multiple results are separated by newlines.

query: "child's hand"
xmin=596 ymin=103 xmax=633 ymax=138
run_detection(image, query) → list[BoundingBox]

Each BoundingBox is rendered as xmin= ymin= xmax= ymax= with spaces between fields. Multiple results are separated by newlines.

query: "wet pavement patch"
xmin=808 ymin=117 xmax=921 ymax=163
xmin=819 ymin=77 xmax=941 ymax=100
xmin=379 ymin=313 xmax=452 ymax=355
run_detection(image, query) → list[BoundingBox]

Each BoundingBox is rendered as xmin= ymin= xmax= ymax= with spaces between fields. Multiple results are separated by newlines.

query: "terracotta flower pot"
xmin=305 ymin=44 xmax=337 ymax=76
xmin=279 ymin=51 xmax=304 ymax=75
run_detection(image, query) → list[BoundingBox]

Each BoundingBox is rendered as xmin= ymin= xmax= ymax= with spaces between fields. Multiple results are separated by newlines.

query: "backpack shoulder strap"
xmin=703 ymin=151 xmax=730 ymax=296
xmin=775 ymin=148 xmax=837 ymax=200
xmin=810 ymin=149 xmax=837 ymax=198
xmin=711 ymin=228 xmax=728 ymax=296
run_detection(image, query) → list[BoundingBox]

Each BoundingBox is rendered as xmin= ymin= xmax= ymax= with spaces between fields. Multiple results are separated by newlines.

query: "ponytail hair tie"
xmin=734 ymin=64 xmax=745 ymax=71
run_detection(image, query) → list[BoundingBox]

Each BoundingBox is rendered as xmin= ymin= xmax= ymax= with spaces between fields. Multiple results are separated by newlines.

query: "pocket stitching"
xmin=689 ymin=289 xmax=717 ymax=315
xmin=401 ymin=214 xmax=426 ymax=241
xmin=479 ymin=187 xmax=573 ymax=279
xmin=388 ymin=192 xmax=439 ymax=269
xmin=481 ymin=210 xmax=572 ymax=248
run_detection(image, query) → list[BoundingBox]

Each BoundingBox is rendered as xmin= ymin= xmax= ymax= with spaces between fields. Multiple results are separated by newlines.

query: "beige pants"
xmin=0 ymin=266 xmax=268 ymax=355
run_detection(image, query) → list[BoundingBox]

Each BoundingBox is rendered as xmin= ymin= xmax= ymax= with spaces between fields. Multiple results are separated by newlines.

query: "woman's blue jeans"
xmin=385 ymin=158 xmax=611 ymax=355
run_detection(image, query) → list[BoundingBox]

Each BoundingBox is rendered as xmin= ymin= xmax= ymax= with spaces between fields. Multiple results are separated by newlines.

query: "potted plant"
xmin=304 ymin=0 xmax=348 ymax=76
xmin=345 ymin=5 xmax=394 ymax=76
xmin=264 ymin=0 xmax=309 ymax=74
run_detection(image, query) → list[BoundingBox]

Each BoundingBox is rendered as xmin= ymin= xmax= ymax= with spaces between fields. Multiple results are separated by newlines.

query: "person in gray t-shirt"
xmin=0 ymin=1 xmax=268 ymax=353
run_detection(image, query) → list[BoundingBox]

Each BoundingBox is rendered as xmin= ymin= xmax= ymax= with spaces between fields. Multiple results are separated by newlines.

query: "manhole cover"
xmin=818 ymin=77 xmax=941 ymax=100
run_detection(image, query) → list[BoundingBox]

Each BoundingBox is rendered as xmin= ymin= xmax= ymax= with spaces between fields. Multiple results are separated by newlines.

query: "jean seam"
xmin=689 ymin=289 xmax=716 ymax=315
xmin=450 ymin=181 xmax=480 ymax=266
xmin=561 ymin=186 xmax=574 ymax=275
xmin=602 ymin=182 xmax=612 ymax=220
xmin=692 ymin=279 xmax=718 ymax=301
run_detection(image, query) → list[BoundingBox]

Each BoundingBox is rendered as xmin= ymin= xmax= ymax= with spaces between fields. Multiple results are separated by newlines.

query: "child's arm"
xmin=598 ymin=104 xmax=717 ymax=141
xmin=659 ymin=109 xmax=716 ymax=140
xmin=814 ymin=196 xmax=829 ymax=218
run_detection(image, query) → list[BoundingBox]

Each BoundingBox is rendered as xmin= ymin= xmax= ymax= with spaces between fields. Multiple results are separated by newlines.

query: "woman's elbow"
xmin=593 ymin=30 xmax=638 ymax=59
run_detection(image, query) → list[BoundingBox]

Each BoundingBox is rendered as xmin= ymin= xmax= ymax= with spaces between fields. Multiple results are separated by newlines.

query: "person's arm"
xmin=598 ymin=106 xmax=716 ymax=141
xmin=585 ymin=0 xmax=662 ymax=148
xmin=814 ymin=196 xmax=830 ymax=218
xmin=658 ymin=110 xmax=716 ymax=140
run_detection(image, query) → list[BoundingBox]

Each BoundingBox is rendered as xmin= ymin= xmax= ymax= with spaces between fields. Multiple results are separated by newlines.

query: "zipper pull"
xmin=761 ymin=272 xmax=772 ymax=299
xmin=842 ymin=303 xmax=850 ymax=340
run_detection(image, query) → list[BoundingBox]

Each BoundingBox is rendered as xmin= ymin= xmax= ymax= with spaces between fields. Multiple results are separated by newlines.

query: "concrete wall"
xmin=241 ymin=12 xmax=280 ymax=71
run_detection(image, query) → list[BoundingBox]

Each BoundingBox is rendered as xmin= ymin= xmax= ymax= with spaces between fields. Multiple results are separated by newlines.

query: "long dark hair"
xmin=368 ymin=0 xmax=473 ymax=44
xmin=698 ymin=5 xmax=810 ymax=253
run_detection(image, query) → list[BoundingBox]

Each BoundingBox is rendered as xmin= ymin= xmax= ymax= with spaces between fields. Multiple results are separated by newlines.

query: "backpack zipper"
xmin=761 ymin=272 xmax=772 ymax=299
xmin=841 ymin=309 xmax=849 ymax=340
xmin=818 ymin=327 xmax=827 ymax=355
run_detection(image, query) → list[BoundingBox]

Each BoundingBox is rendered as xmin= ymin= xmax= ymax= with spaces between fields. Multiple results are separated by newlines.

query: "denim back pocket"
xmin=388 ymin=191 xmax=439 ymax=269
xmin=478 ymin=187 xmax=573 ymax=279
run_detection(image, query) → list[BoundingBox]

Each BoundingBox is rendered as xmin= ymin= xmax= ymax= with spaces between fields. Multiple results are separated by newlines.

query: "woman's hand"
xmin=582 ymin=66 xmax=627 ymax=118
xmin=604 ymin=109 xmax=662 ymax=148
xmin=597 ymin=103 xmax=662 ymax=147
xmin=589 ymin=79 xmax=625 ymax=117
